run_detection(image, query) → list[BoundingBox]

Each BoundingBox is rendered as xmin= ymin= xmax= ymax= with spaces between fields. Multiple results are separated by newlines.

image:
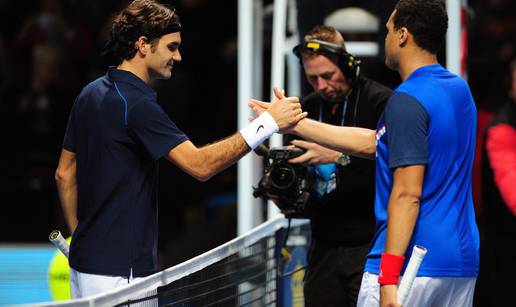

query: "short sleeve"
xmin=386 ymin=92 xmax=429 ymax=168
xmin=128 ymin=99 xmax=188 ymax=161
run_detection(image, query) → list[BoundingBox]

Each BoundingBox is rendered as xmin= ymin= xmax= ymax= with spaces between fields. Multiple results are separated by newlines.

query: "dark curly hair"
xmin=106 ymin=0 xmax=181 ymax=63
xmin=393 ymin=0 xmax=447 ymax=54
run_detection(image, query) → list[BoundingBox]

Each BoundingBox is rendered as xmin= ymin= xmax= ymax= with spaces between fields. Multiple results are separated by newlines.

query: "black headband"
xmin=162 ymin=19 xmax=182 ymax=35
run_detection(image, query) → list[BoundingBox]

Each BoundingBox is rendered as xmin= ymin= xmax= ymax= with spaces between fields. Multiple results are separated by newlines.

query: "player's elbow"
xmin=171 ymin=147 xmax=215 ymax=182
xmin=351 ymin=130 xmax=377 ymax=160
xmin=55 ymin=167 xmax=72 ymax=185
xmin=364 ymin=130 xmax=377 ymax=157
xmin=393 ymin=190 xmax=422 ymax=208
xmin=362 ymin=143 xmax=377 ymax=159
xmin=54 ymin=169 xmax=62 ymax=183
xmin=192 ymin=169 xmax=212 ymax=182
xmin=188 ymin=155 xmax=214 ymax=182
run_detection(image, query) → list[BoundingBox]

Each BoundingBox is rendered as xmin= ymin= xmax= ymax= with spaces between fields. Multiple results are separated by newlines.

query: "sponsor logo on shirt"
xmin=376 ymin=125 xmax=386 ymax=158
xmin=376 ymin=125 xmax=386 ymax=141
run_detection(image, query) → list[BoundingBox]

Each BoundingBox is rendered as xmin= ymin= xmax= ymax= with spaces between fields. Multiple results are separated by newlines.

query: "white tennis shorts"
xmin=357 ymin=272 xmax=476 ymax=307
xmin=70 ymin=267 xmax=145 ymax=298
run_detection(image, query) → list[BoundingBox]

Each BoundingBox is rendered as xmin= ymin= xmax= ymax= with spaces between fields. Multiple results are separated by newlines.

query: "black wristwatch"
xmin=336 ymin=154 xmax=351 ymax=166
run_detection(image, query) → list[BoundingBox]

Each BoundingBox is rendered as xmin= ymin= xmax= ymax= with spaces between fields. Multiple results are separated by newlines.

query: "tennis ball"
xmin=47 ymin=237 xmax=71 ymax=301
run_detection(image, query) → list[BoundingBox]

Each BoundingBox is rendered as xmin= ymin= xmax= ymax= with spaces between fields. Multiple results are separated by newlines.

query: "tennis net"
xmin=29 ymin=216 xmax=310 ymax=307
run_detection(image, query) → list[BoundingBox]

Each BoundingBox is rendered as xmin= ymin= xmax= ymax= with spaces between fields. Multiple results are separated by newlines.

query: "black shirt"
xmin=63 ymin=68 xmax=188 ymax=277
xmin=286 ymin=77 xmax=391 ymax=246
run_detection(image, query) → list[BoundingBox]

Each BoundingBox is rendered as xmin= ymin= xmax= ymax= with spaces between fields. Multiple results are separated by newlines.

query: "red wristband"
xmin=378 ymin=253 xmax=406 ymax=285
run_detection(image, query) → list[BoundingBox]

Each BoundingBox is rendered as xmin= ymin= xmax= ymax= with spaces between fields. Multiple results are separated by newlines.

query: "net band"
xmin=29 ymin=217 xmax=309 ymax=307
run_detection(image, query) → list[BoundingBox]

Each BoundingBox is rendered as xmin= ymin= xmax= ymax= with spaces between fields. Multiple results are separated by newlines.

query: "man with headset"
xmin=286 ymin=25 xmax=391 ymax=307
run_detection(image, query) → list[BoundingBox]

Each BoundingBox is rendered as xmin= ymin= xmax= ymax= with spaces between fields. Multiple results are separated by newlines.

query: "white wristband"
xmin=239 ymin=112 xmax=279 ymax=149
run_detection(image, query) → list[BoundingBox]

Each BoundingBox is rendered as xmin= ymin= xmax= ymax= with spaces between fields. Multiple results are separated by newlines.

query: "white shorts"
xmin=70 ymin=267 xmax=145 ymax=298
xmin=357 ymin=272 xmax=476 ymax=307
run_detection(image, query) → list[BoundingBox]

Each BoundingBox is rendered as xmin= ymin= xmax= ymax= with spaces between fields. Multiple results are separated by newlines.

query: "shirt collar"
xmin=107 ymin=67 xmax=157 ymax=99
xmin=406 ymin=64 xmax=445 ymax=81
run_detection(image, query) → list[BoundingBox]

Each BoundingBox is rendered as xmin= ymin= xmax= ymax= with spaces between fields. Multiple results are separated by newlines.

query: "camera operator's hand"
xmin=288 ymin=140 xmax=342 ymax=165
xmin=249 ymin=88 xmax=307 ymax=132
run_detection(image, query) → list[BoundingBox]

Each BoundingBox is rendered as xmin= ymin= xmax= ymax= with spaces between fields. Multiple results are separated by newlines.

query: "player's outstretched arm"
xmin=166 ymin=136 xmax=247 ymax=182
xmin=293 ymin=119 xmax=376 ymax=159
xmin=249 ymin=99 xmax=376 ymax=159
xmin=167 ymin=94 xmax=306 ymax=181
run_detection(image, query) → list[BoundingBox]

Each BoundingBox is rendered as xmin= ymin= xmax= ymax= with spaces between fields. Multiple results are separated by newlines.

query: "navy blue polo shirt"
xmin=63 ymin=68 xmax=188 ymax=277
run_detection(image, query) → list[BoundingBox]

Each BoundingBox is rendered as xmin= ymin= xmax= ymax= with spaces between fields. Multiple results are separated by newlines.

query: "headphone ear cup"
xmin=338 ymin=53 xmax=359 ymax=81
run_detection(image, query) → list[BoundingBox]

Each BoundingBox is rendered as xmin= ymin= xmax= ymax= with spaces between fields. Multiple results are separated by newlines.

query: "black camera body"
xmin=253 ymin=146 xmax=311 ymax=218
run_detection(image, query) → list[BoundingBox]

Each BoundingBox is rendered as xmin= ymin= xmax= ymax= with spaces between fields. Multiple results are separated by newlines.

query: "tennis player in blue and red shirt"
xmin=360 ymin=1 xmax=479 ymax=304
xmin=251 ymin=0 xmax=480 ymax=306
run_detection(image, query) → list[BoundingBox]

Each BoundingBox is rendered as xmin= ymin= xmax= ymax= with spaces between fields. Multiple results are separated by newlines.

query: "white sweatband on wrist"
xmin=239 ymin=112 xmax=279 ymax=149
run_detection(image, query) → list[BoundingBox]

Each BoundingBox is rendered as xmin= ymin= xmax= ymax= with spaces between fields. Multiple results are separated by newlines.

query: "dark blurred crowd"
xmin=0 ymin=0 xmax=514 ymax=295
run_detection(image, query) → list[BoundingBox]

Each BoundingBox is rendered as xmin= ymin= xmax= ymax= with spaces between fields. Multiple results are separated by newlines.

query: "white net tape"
xmin=26 ymin=216 xmax=309 ymax=307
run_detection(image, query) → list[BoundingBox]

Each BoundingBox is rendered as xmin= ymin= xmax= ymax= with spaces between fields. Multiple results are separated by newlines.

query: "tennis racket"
xmin=49 ymin=230 xmax=70 ymax=259
xmin=397 ymin=245 xmax=427 ymax=305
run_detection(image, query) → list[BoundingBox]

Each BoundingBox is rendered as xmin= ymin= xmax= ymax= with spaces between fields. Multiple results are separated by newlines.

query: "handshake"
xmin=249 ymin=87 xmax=306 ymax=133
xmin=239 ymin=87 xmax=306 ymax=151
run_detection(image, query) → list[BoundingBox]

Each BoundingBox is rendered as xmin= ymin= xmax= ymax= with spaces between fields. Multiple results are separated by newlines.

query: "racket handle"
xmin=397 ymin=245 xmax=427 ymax=305
xmin=49 ymin=230 xmax=70 ymax=259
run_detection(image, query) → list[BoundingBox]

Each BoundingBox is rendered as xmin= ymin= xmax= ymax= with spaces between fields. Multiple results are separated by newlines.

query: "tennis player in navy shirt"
xmin=250 ymin=0 xmax=479 ymax=306
xmin=55 ymin=0 xmax=306 ymax=298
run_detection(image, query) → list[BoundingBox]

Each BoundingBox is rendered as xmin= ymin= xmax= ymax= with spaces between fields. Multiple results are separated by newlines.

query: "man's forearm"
xmin=384 ymin=193 xmax=420 ymax=256
xmin=195 ymin=133 xmax=250 ymax=181
xmin=384 ymin=166 xmax=424 ymax=256
xmin=291 ymin=118 xmax=376 ymax=159
xmin=55 ymin=149 xmax=78 ymax=235
xmin=57 ymin=180 xmax=78 ymax=235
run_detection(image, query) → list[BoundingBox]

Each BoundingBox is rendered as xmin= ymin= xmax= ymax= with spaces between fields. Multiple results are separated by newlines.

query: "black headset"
xmin=293 ymin=39 xmax=361 ymax=81
xmin=293 ymin=39 xmax=363 ymax=127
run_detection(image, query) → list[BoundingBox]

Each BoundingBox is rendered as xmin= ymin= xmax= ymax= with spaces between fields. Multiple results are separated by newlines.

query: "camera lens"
xmin=270 ymin=163 xmax=296 ymax=190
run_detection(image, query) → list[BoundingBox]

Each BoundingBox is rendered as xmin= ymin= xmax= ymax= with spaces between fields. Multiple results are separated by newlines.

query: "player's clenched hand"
xmin=380 ymin=285 xmax=402 ymax=307
xmin=268 ymin=96 xmax=306 ymax=132
xmin=249 ymin=88 xmax=307 ymax=133
xmin=248 ymin=87 xmax=285 ymax=116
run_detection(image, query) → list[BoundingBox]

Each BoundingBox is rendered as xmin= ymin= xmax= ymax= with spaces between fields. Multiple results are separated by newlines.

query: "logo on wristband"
xmin=256 ymin=125 xmax=264 ymax=134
